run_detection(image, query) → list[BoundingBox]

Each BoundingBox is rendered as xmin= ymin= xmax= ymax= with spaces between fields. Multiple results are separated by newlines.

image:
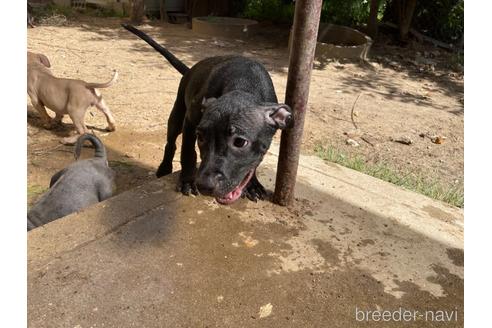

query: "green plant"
xmin=321 ymin=0 xmax=366 ymax=26
xmin=85 ymin=6 xmax=126 ymax=18
xmin=383 ymin=0 xmax=464 ymax=43
xmin=320 ymin=0 xmax=390 ymax=26
xmin=243 ymin=0 xmax=295 ymax=23
xmin=30 ymin=3 xmax=76 ymax=20
xmin=314 ymin=143 xmax=464 ymax=208
xmin=411 ymin=0 xmax=463 ymax=42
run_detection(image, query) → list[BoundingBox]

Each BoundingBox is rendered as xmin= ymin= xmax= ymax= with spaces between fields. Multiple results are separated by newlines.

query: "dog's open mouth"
xmin=215 ymin=169 xmax=255 ymax=205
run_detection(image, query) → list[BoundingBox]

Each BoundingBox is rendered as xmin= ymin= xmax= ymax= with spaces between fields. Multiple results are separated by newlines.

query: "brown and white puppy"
xmin=27 ymin=51 xmax=118 ymax=144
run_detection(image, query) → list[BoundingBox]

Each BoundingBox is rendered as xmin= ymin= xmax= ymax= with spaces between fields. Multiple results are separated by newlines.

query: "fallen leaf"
xmin=259 ymin=303 xmax=273 ymax=318
xmin=431 ymin=136 xmax=446 ymax=144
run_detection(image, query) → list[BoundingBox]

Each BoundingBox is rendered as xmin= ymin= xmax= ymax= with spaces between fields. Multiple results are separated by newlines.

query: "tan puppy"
xmin=27 ymin=52 xmax=117 ymax=144
xmin=27 ymin=52 xmax=50 ymax=67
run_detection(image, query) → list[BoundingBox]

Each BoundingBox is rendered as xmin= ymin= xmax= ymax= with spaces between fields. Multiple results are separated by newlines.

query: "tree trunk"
xmin=367 ymin=0 xmax=380 ymax=39
xmin=160 ymin=0 xmax=168 ymax=22
xmin=131 ymin=0 xmax=145 ymax=25
xmin=396 ymin=0 xmax=417 ymax=41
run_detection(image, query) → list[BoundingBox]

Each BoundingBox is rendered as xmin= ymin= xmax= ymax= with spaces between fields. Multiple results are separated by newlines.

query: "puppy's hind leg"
xmin=62 ymin=107 xmax=89 ymax=145
xmin=178 ymin=118 xmax=198 ymax=195
xmin=156 ymin=86 xmax=186 ymax=177
xmin=95 ymin=98 xmax=116 ymax=132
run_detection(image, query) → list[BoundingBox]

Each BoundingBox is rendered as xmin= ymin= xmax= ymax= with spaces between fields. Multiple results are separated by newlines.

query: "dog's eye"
xmin=233 ymin=137 xmax=248 ymax=148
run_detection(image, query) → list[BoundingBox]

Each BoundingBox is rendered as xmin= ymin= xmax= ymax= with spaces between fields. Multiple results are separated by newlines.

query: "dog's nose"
xmin=196 ymin=172 xmax=224 ymax=195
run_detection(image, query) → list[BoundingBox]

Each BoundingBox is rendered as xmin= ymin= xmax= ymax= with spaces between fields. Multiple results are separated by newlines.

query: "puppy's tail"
xmin=74 ymin=133 xmax=107 ymax=160
xmin=121 ymin=24 xmax=189 ymax=75
xmin=86 ymin=70 xmax=118 ymax=89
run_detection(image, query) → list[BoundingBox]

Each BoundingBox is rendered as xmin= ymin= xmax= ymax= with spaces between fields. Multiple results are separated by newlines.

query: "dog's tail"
xmin=74 ymin=133 xmax=107 ymax=160
xmin=121 ymin=24 xmax=189 ymax=75
xmin=86 ymin=70 xmax=118 ymax=89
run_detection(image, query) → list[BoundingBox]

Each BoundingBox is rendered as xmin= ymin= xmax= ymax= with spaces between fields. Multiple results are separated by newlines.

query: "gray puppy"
xmin=27 ymin=134 xmax=114 ymax=230
xmin=123 ymin=25 xmax=292 ymax=205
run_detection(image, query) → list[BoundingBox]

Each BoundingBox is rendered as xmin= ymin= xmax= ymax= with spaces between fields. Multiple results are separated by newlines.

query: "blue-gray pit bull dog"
xmin=123 ymin=24 xmax=292 ymax=205
xmin=27 ymin=134 xmax=114 ymax=230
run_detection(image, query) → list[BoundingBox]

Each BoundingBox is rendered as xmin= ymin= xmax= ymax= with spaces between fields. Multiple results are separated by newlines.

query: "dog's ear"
xmin=265 ymin=104 xmax=293 ymax=129
xmin=201 ymin=97 xmax=217 ymax=112
xmin=38 ymin=54 xmax=51 ymax=68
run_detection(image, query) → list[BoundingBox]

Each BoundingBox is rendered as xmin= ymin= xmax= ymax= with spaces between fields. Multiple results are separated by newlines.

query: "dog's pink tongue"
xmin=216 ymin=186 xmax=242 ymax=205
xmin=215 ymin=169 xmax=255 ymax=205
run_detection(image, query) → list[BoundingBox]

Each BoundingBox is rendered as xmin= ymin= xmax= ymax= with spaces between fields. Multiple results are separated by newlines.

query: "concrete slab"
xmin=28 ymin=145 xmax=463 ymax=327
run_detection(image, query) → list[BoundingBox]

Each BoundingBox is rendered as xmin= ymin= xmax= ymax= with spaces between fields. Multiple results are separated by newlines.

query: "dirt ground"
xmin=27 ymin=16 xmax=464 ymax=208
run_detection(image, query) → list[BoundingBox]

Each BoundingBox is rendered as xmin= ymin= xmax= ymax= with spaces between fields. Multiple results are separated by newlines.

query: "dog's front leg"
xmin=32 ymin=102 xmax=54 ymax=129
xmin=179 ymin=119 xmax=198 ymax=195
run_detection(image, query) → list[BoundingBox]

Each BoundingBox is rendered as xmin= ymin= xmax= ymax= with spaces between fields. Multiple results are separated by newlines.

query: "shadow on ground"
xmin=27 ymin=109 xmax=162 ymax=208
xmin=27 ymin=160 xmax=464 ymax=327
xmin=69 ymin=17 xmax=291 ymax=74
xmin=32 ymin=16 xmax=463 ymax=115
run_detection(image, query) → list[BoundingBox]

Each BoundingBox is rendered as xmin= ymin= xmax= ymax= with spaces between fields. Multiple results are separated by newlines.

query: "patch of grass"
xmin=314 ymin=144 xmax=464 ymax=208
xmin=109 ymin=160 xmax=135 ymax=170
xmin=31 ymin=4 xmax=75 ymax=20
xmin=27 ymin=184 xmax=48 ymax=198
xmin=31 ymin=3 xmax=126 ymax=23
xmin=30 ymin=3 xmax=74 ymax=26
xmin=243 ymin=0 xmax=294 ymax=23
xmin=84 ymin=6 xmax=127 ymax=18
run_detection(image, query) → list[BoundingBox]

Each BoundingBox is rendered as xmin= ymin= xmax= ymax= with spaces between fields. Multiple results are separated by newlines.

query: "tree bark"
xmin=396 ymin=0 xmax=417 ymax=41
xmin=131 ymin=0 xmax=145 ymax=25
xmin=367 ymin=0 xmax=380 ymax=39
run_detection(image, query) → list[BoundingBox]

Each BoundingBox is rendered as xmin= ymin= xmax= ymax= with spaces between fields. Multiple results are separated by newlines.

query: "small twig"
xmin=31 ymin=144 xmax=64 ymax=156
xmin=56 ymin=148 xmax=74 ymax=154
xmin=347 ymin=93 xmax=375 ymax=147
xmin=361 ymin=135 xmax=375 ymax=147
xmin=350 ymin=93 xmax=362 ymax=130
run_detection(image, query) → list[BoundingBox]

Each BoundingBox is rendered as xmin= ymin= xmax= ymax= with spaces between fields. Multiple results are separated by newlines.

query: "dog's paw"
xmin=243 ymin=176 xmax=267 ymax=202
xmin=178 ymin=180 xmax=199 ymax=196
xmin=105 ymin=124 xmax=116 ymax=132
xmin=60 ymin=135 xmax=78 ymax=145
xmin=156 ymin=163 xmax=173 ymax=178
